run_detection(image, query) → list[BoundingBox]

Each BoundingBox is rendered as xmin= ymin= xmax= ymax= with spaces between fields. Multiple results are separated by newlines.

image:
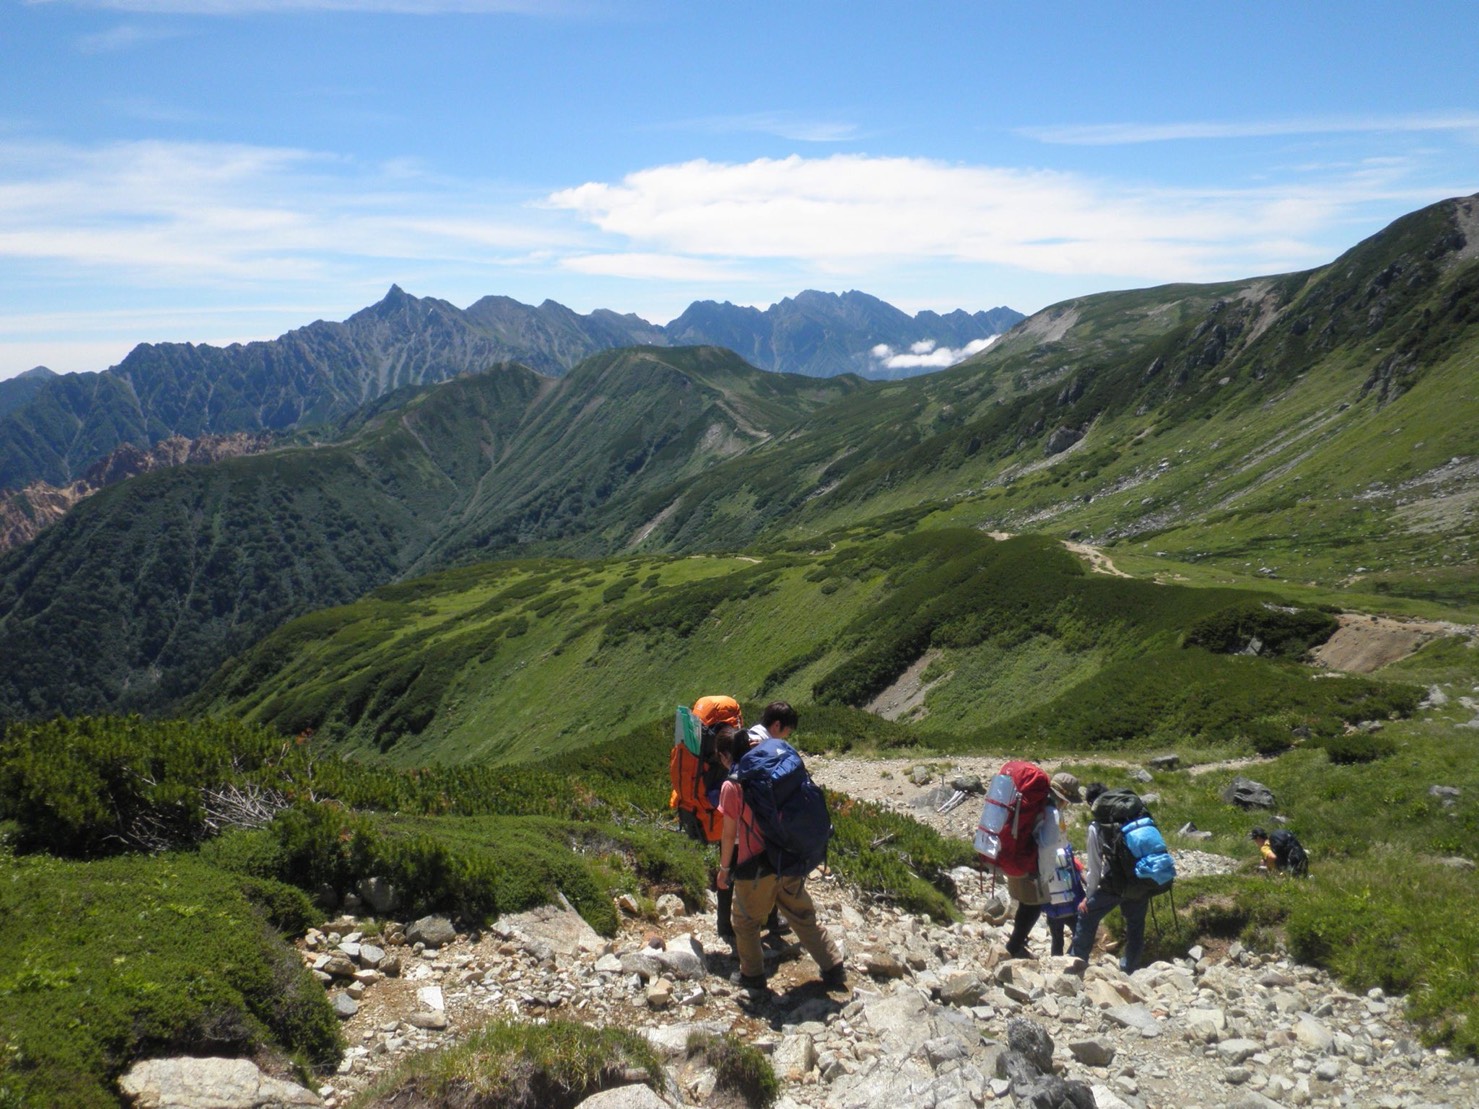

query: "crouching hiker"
xmin=716 ymin=702 xmax=846 ymax=998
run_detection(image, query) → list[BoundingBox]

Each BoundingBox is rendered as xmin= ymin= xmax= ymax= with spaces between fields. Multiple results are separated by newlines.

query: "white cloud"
xmin=871 ymin=336 xmax=996 ymax=371
xmin=1022 ymin=112 xmax=1479 ymax=146
xmin=545 ymin=153 xmax=1424 ymax=283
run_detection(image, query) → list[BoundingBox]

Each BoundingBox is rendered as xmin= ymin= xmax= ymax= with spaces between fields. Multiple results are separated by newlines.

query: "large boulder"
xmin=119 ymin=1058 xmax=321 ymax=1108
xmin=1221 ymin=777 xmax=1277 ymax=810
xmin=406 ymin=915 xmax=458 ymax=947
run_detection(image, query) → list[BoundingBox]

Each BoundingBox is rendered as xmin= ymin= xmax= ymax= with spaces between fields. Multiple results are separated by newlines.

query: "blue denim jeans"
xmin=1069 ymin=889 xmax=1149 ymax=972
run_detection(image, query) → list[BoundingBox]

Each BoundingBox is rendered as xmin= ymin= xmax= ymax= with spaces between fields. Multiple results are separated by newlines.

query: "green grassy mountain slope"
xmin=0 ymin=351 xmax=856 ymax=718
xmin=198 ymin=528 xmax=1412 ymax=767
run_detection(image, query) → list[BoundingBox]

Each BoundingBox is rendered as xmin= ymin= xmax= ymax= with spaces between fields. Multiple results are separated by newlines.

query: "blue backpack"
xmin=731 ymin=738 xmax=832 ymax=877
xmin=1091 ymin=788 xmax=1175 ymax=900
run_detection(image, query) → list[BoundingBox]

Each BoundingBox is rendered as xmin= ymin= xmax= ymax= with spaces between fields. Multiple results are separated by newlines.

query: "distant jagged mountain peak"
xmin=0 ymin=286 xmax=1020 ymax=492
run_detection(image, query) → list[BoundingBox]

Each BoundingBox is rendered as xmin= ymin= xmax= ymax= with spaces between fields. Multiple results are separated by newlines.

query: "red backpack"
xmin=974 ymin=761 xmax=1052 ymax=877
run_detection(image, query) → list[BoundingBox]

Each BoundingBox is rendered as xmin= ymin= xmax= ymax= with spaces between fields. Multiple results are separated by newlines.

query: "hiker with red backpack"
xmin=975 ymin=761 xmax=1081 ymax=958
xmin=716 ymin=702 xmax=846 ymax=998
xmin=1068 ymin=782 xmax=1176 ymax=973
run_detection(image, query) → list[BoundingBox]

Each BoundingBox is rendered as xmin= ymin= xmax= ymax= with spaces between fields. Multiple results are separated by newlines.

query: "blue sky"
xmin=2 ymin=0 xmax=1477 ymax=380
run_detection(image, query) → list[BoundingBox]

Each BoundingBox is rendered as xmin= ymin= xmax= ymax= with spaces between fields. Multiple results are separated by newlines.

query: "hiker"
xmin=744 ymin=702 xmax=793 ymax=747
xmin=1068 ymin=782 xmax=1175 ymax=973
xmin=1250 ymin=826 xmax=1310 ymax=877
xmin=707 ymin=723 xmax=743 ymax=938
xmin=1003 ymin=779 xmax=1081 ymax=958
xmin=716 ymin=705 xmax=845 ymax=996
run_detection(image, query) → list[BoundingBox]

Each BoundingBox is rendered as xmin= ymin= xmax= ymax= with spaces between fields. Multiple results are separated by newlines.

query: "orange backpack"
xmin=669 ymin=697 xmax=741 ymax=843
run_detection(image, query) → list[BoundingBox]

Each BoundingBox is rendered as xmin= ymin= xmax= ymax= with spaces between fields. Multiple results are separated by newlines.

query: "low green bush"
xmin=827 ymin=795 xmax=977 ymax=920
xmin=348 ymin=1017 xmax=664 ymax=1109
xmin=1184 ymin=602 xmax=1339 ymax=658
xmin=0 ymin=716 xmax=302 ymax=856
xmin=0 ymin=851 xmax=341 ymax=1108
xmin=687 ymin=1031 xmax=779 ymax=1109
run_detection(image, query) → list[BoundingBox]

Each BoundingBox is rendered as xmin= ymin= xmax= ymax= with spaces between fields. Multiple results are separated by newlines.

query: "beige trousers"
xmin=730 ymin=871 xmax=842 ymax=980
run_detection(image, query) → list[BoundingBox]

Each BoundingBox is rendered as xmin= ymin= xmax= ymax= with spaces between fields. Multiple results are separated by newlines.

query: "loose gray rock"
xmin=1006 ymin=1017 xmax=1054 ymax=1074
xmin=1127 ymin=768 xmax=1154 ymax=784
xmin=1068 ymin=1037 xmax=1116 ymax=1067
xmin=1148 ymin=754 xmax=1180 ymax=770
xmin=1105 ymin=1004 xmax=1163 ymax=1037
xmin=331 ymin=992 xmax=358 ymax=1020
xmin=939 ymin=972 xmax=988 ymax=1008
xmin=865 ymin=950 xmax=908 ymax=979
xmin=773 ymin=1032 xmax=818 ymax=1079
xmin=1216 ymin=1038 xmax=1261 ymax=1063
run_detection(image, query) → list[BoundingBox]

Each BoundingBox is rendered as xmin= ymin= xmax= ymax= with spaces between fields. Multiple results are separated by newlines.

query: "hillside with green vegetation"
xmin=196 ymin=527 xmax=1418 ymax=769
xmin=0 ymin=347 xmax=858 ymax=718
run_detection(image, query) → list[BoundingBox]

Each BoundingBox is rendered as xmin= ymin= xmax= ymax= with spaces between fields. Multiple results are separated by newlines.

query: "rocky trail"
xmin=120 ymin=757 xmax=1479 ymax=1109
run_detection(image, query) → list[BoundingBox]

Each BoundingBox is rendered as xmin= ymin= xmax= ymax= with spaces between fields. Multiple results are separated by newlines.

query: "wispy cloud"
xmin=561 ymin=252 xmax=750 ymax=282
xmin=1022 ymin=112 xmax=1479 ymax=146
xmin=673 ymin=112 xmax=862 ymax=144
xmin=32 ymin=0 xmax=588 ymax=12
xmin=0 ymin=139 xmax=576 ymax=284
xmin=78 ymin=23 xmax=185 ymax=52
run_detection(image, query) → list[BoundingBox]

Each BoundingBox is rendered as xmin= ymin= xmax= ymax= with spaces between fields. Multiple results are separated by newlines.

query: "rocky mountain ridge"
xmin=0 ymin=288 xmax=1020 ymax=492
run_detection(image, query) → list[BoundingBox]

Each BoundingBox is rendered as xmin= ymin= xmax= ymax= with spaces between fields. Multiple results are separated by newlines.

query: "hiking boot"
xmin=1003 ymin=942 xmax=1033 ymax=960
xmin=729 ymin=970 xmax=770 ymax=994
xmin=820 ymin=963 xmax=848 ymax=991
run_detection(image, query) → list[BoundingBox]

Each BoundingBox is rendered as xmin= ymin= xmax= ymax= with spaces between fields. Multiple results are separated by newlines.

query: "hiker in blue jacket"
xmin=1068 ymin=782 xmax=1150 ymax=973
xmin=716 ymin=703 xmax=844 ymax=997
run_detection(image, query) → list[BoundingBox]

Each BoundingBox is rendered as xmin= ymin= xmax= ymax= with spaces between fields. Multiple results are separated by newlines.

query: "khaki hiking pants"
xmin=731 ymin=871 xmax=842 ymax=980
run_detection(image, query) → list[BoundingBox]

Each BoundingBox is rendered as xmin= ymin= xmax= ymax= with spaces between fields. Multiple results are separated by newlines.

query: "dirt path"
xmin=1061 ymin=539 xmax=1131 ymax=578
xmin=806 ymin=751 xmax=1265 ymax=843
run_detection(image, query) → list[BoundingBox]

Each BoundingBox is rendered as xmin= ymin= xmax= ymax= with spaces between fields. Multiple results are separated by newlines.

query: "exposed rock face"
xmin=1044 ymin=426 xmax=1083 ymax=456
